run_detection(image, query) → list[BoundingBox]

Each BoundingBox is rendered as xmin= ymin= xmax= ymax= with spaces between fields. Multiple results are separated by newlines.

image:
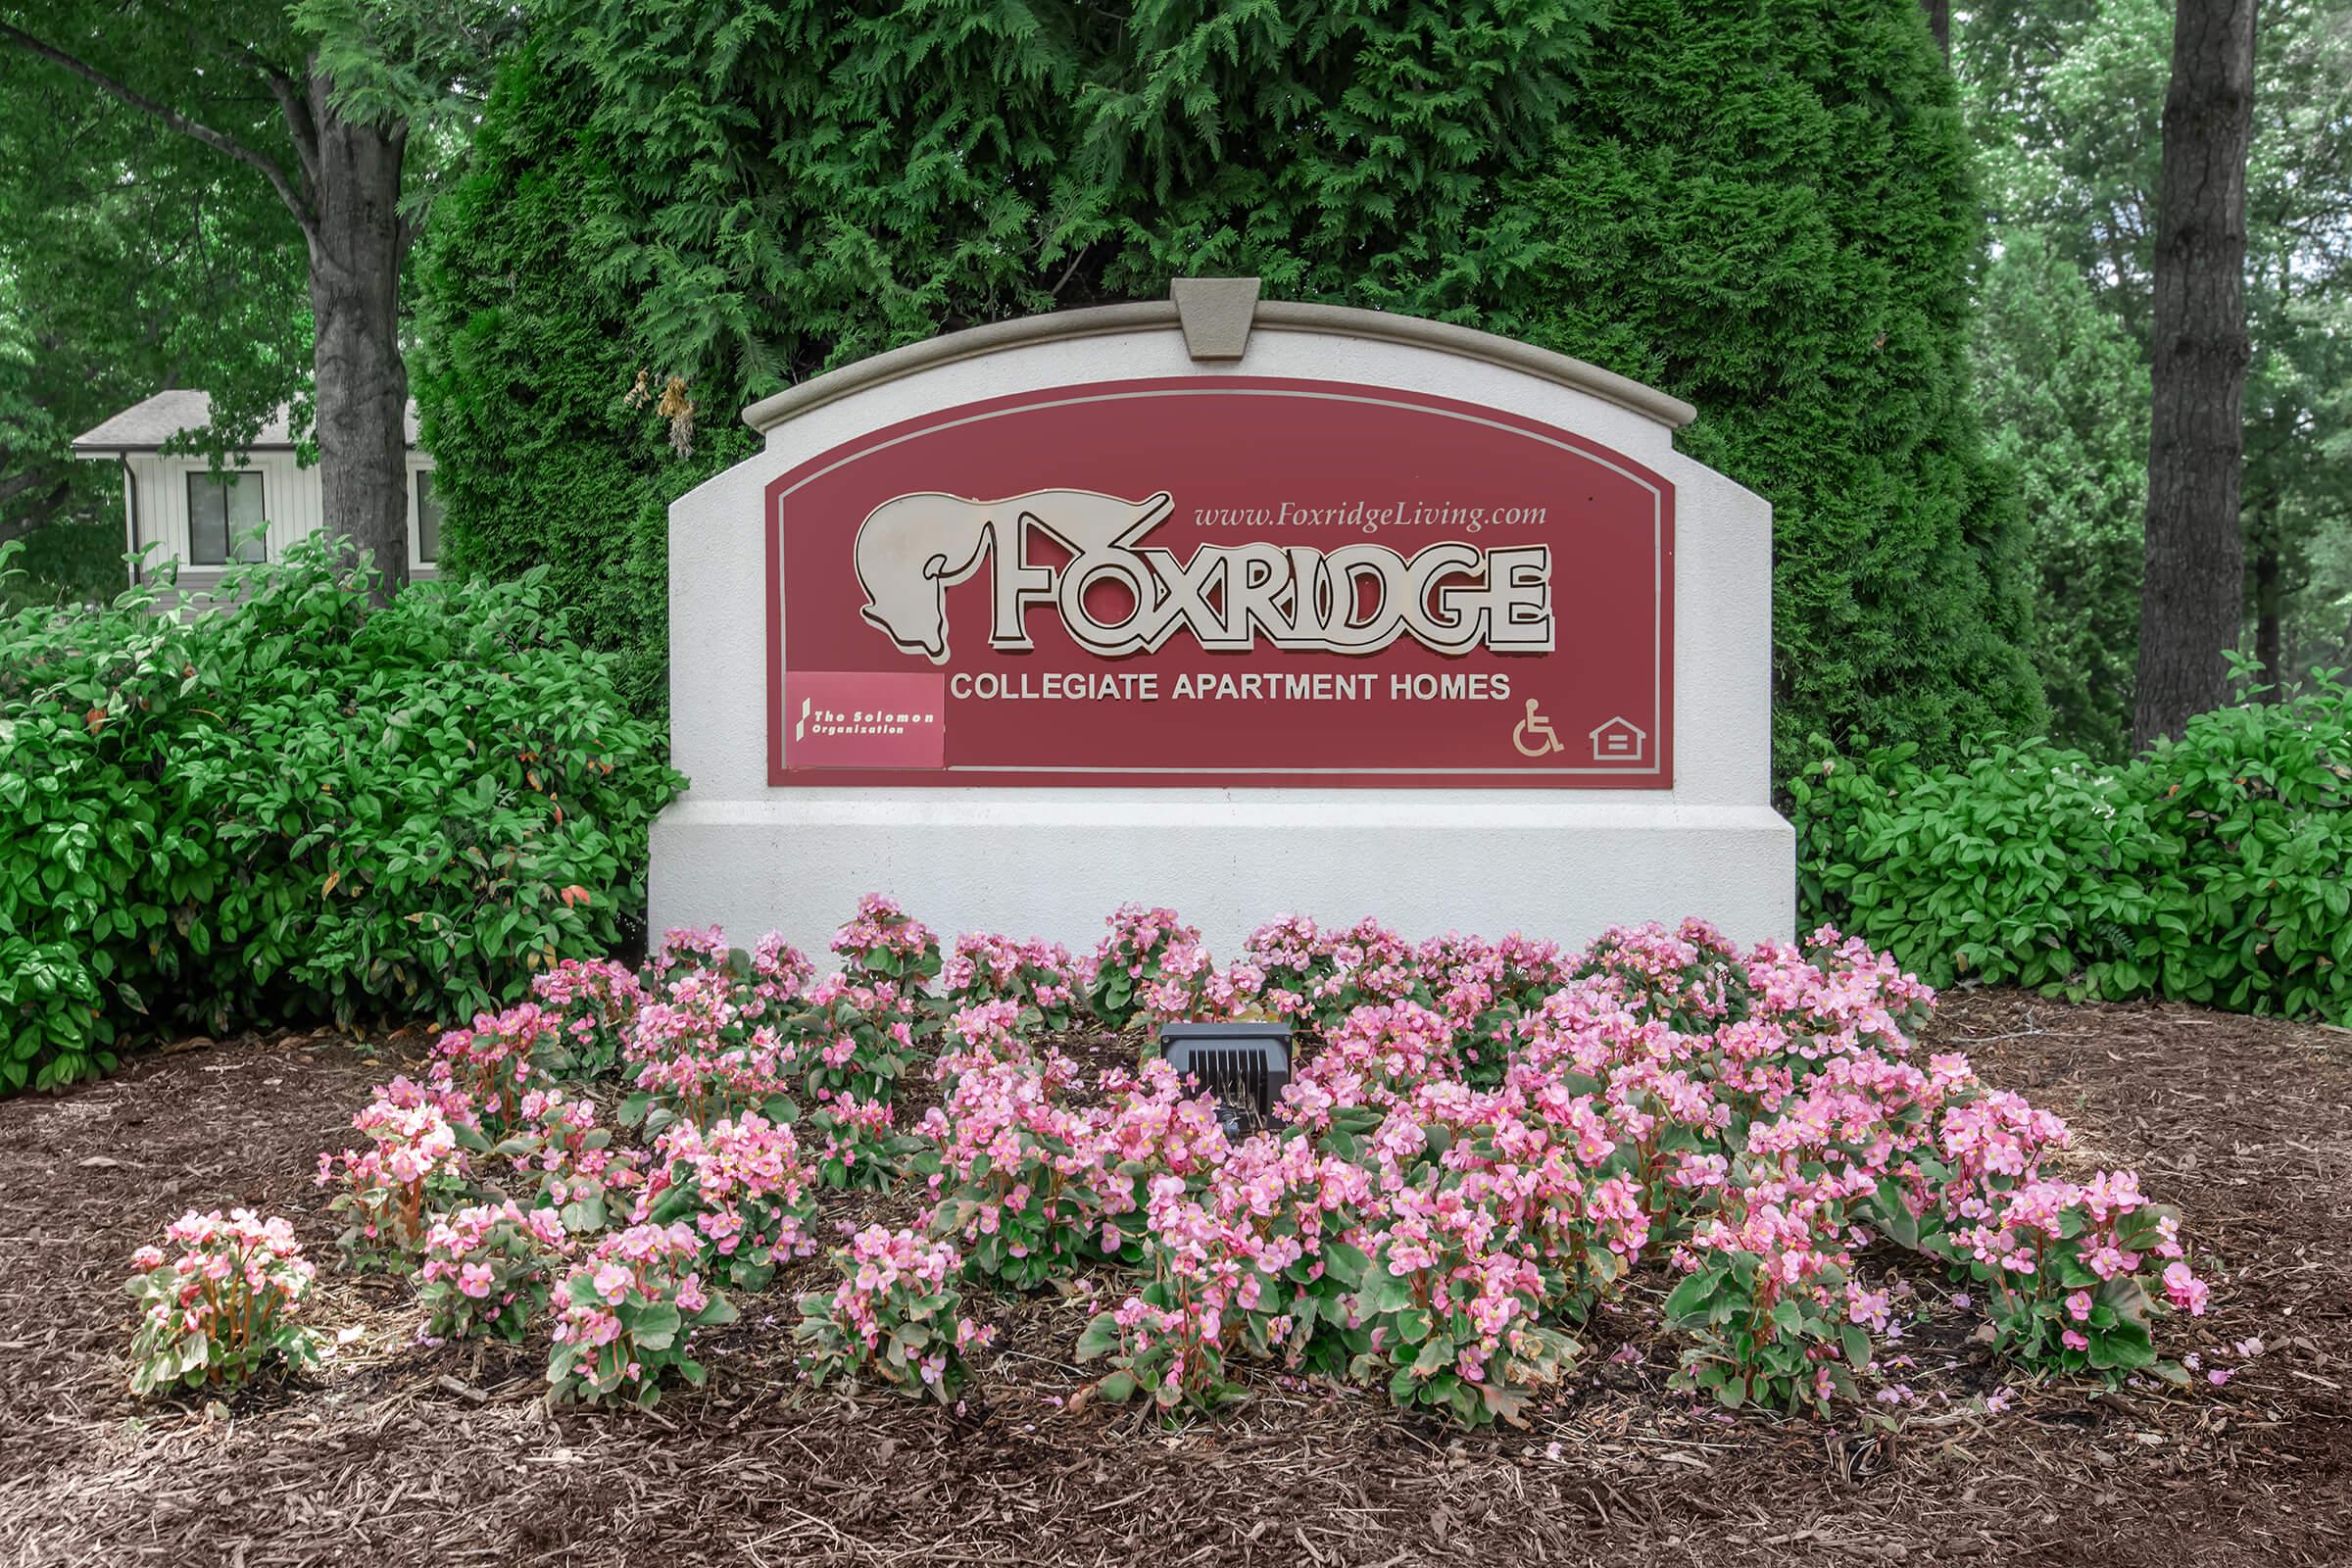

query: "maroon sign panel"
xmin=766 ymin=377 xmax=1672 ymax=788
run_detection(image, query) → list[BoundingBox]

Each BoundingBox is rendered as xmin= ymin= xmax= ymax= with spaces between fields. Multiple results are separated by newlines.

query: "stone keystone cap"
xmin=1170 ymin=276 xmax=1262 ymax=361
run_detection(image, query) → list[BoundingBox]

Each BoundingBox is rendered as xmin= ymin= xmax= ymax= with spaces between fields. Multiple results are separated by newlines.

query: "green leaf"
xmin=1074 ymin=1313 xmax=1120 ymax=1362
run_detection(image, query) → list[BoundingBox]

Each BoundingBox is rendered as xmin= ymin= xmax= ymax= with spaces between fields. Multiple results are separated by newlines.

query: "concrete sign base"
xmin=652 ymin=285 xmax=1792 ymax=958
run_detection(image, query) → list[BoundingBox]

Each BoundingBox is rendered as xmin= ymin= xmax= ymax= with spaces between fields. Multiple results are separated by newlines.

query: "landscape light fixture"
xmin=1156 ymin=1019 xmax=1293 ymax=1138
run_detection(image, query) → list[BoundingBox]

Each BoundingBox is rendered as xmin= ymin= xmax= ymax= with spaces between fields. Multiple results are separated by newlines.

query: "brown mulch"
xmin=0 ymin=992 xmax=2348 ymax=1566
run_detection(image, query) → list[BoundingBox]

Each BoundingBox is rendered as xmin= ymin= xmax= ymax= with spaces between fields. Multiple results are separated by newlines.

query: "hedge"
xmin=0 ymin=539 xmax=684 ymax=1092
xmin=1790 ymin=671 xmax=2352 ymax=1024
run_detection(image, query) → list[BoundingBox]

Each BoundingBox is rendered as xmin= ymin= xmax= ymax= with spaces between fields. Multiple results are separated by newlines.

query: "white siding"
xmin=122 ymin=450 xmax=438 ymax=592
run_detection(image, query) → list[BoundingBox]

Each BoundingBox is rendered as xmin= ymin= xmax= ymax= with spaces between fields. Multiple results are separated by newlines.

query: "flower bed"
xmin=122 ymin=900 xmax=2218 ymax=1429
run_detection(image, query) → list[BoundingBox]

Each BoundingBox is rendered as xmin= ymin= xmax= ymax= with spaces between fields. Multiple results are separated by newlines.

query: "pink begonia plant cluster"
xmin=942 ymin=932 xmax=1084 ymax=1029
xmin=1051 ymin=912 xmax=2213 ymax=1423
xmin=548 ymin=1221 xmax=736 ymax=1408
xmin=132 ymin=895 xmax=2221 ymax=1424
xmin=915 ymin=999 xmax=1239 ymax=1293
xmin=834 ymin=893 xmax=943 ymax=986
xmin=635 ymin=1109 xmax=820 ymax=1290
xmin=429 ymin=1002 xmax=556 ymax=1133
xmin=317 ymin=1077 xmax=471 ymax=1267
xmin=796 ymin=971 xmax=929 ymax=1104
xmin=526 ymin=957 xmax=649 ymax=1079
xmin=803 ymin=1091 xmax=906 ymax=1191
xmin=795 ymin=1224 xmax=996 ymax=1403
xmin=1086 ymin=904 xmax=1206 ymax=1027
xmin=621 ymin=962 xmax=803 ymax=1130
xmin=416 ymin=1200 xmax=571 ymax=1345
xmin=494 ymin=1087 xmax=646 ymax=1233
xmin=127 ymin=1209 xmax=319 ymax=1395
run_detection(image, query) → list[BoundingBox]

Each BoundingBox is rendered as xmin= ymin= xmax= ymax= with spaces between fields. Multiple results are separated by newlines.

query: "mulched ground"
xmin=1 ymin=990 xmax=2348 ymax=1567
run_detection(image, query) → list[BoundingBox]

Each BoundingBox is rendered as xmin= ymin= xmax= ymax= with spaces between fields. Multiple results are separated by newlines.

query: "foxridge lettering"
xmin=855 ymin=488 xmax=1554 ymax=665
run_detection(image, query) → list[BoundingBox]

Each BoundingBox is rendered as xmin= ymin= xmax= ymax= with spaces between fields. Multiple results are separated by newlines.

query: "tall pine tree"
xmin=2134 ymin=0 xmax=2258 ymax=748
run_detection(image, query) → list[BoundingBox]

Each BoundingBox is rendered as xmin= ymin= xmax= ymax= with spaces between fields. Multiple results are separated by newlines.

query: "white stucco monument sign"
xmin=651 ymin=278 xmax=1792 ymax=955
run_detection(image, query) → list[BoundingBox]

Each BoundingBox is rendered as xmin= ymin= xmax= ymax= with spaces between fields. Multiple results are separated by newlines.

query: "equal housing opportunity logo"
xmin=854 ymin=489 xmax=1555 ymax=664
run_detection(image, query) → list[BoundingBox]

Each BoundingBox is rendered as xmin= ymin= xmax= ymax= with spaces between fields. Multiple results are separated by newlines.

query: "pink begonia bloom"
xmin=458 ymin=1262 xmax=495 ymax=1299
xmin=593 ymin=1263 xmax=633 ymax=1304
xmin=2162 ymin=1261 xmax=2211 ymax=1316
xmin=2207 ymin=1368 xmax=2233 ymax=1386
xmin=2062 ymin=1330 xmax=2090 ymax=1351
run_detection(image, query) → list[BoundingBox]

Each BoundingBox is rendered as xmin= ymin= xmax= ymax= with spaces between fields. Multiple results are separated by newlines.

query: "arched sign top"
xmin=742 ymin=291 xmax=1699 ymax=437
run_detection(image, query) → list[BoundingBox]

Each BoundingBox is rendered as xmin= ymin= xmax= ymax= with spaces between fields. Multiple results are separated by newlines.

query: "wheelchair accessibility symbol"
xmin=1512 ymin=699 xmax=1565 ymax=758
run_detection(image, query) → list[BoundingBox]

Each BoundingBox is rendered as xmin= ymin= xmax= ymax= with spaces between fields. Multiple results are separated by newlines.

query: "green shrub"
xmin=0 ymin=537 xmax=685 ymax=1092
xmin=0 ymin=518 xmax=124 ymax=613
xmin=1790 ymin=670 xmax=2352 ymax=1023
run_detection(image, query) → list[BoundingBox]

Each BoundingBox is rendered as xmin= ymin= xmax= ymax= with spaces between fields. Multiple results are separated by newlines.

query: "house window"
xmin=186 ymin=470 xmax=267 ymax=565
xmin=415 ymin=469 xmax=444 ymax=564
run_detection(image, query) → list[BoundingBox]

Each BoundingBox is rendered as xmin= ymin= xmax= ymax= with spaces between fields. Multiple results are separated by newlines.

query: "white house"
xmin=71 ymin=391 xmax=441 ymax=599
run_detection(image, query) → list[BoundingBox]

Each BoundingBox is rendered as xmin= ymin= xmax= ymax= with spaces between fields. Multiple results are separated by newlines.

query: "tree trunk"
xmin=2252 ymin=517 xmax=2282 ymax=697
xmin=1920 ymin=0 xmax=1950 ymax=58
xmin=2131 ymin=0 xmax=2256 ymax=751
xmin=305 ymin=74 xmax=411 ymax=600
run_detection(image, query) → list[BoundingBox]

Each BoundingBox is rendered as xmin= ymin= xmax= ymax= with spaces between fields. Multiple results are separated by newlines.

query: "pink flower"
xmin=2162 ymin=1261 xmax=2210 ymax=1317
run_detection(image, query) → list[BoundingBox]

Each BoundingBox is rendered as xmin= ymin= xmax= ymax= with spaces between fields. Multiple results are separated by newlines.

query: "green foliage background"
xmin=0 ymin=51 xmax=310 ymax=580
xmin=1960 ymin=0 xmax=2352 ymax=756
xmin=416 ymin=0 xmax=2045 ymax=757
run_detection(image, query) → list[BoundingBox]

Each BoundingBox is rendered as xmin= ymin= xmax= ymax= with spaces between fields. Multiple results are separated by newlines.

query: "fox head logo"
xmin=854 ymin=490 xmax=1172 ymax=663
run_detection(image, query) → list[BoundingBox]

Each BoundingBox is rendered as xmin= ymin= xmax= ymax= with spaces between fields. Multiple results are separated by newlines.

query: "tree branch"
xmin=252 ymin=55 xmax=321 ymax=201
xmin=0 ymin=21 xmax=316 ymax=238
xmin=0 ymin=469 xmax=54 ymax=508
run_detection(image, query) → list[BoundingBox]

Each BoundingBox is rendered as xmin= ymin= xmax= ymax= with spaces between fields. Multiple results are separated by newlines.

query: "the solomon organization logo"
xmin=855 ymin=489 xmax=1553 ymax=664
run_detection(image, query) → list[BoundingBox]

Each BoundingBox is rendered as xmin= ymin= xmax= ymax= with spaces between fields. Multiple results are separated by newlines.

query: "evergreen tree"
xmin=1511 ymin=0 xmax=2043 ymax=761
xmin=2133 ymin=0 xmax=2257 ymax=750
xmin=418 ymin=0 xmax=2042 ymax=760
xmin=1971 ymin=230 xmax=2149 ymax=759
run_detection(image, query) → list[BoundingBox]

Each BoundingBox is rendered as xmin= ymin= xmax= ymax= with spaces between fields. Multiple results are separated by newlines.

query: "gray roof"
xmin=73 ymin=390 xmax=421 ymax=452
